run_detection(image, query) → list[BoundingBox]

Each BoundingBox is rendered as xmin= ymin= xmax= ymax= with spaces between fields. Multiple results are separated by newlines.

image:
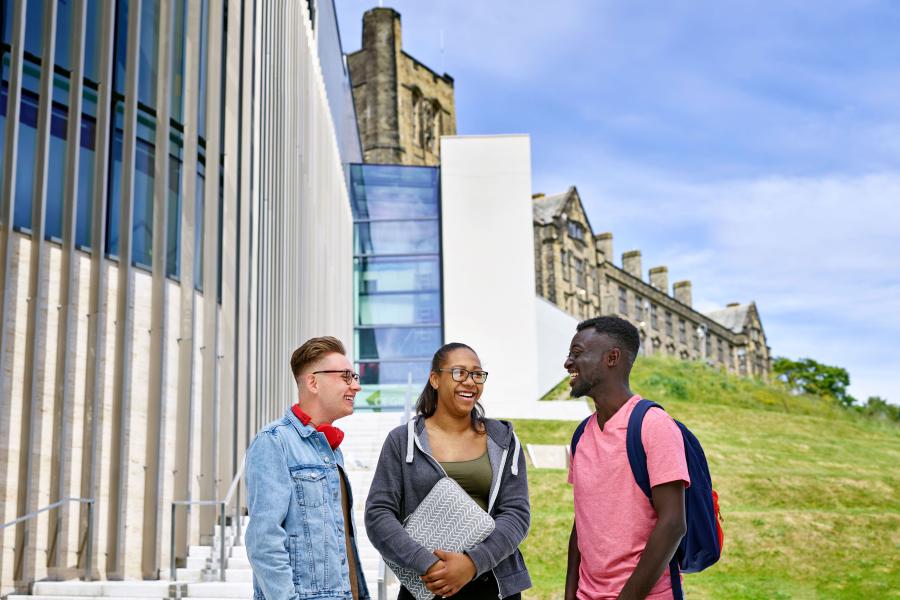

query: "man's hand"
xmin=420 ymin=550 xmax=476 ymax=597
xmin=565 ymin=521 xmax=580 ymax=600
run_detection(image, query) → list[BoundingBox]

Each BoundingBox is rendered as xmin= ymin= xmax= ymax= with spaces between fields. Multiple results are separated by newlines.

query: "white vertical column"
xmin=14 ymin=0 xmax=58 ymax=589
xmin=440 ymin=135 xmax=540 ymax=418
xmin=49 ymin=0 xmax=88 ymax=577
xmin=79 ymin=0 xmax=116 ymax=579
xmin=199 ymin=0 xmax=224 ymax=534
xmin=142 ymin=0 xmax=172 ymax=579
xmin=107 ymin=0 xmax=143 ymax=578
xmin=173 ymin=0 xmax=201 ymax=564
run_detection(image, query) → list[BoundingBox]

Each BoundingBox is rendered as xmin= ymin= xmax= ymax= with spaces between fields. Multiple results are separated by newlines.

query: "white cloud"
xmin=536 ymin=160 xmax=900 ymax=403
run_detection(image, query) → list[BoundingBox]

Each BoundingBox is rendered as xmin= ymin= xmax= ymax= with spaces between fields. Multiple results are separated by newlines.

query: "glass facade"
xmin=350 ymin=163 xmax=443 ymax=410
xmin=1 ymin=0 xmax=214 ymax=285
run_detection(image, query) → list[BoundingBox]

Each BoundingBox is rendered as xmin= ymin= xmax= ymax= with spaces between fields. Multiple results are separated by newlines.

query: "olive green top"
xmin=439 ymin=451 xmax=493 ymax=512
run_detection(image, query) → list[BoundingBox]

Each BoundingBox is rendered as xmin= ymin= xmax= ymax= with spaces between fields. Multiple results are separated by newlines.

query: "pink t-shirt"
xmin=568 ymin=395 xmax=690 ymax=600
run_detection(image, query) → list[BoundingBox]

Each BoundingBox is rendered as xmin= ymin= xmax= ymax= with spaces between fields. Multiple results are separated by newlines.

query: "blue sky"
xmin=336 ymin=1 xmax=900 ymax=404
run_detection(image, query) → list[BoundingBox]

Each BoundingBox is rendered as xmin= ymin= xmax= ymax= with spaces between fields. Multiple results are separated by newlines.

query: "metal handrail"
xmin=170 ymin=459 xmax=246 ymax=583
xmin=1 ymin=497 xmax=94 ymax=581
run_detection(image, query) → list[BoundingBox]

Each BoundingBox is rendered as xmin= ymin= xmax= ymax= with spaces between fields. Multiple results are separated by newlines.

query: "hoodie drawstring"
xmin=510 ymin=432 xmax=521 ymax=476
xmin=405 ymin=418 xmax=415 ymax=463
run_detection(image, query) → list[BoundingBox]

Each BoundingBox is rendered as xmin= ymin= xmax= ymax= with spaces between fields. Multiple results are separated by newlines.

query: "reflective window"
xmin=194 ymin=169 xmax=204 ymax=291
xmin=44 ymin=101 xmax=70 ymax=240
xmin=2 ymin=0 xmax=12 ymax=44
xmin=138 ymin=0 xmax=158 ymax=108
xmin=355 ymin=220 xmax=440 ymax=256
xmin=55 ymin=0 xmax=73 ymax=72
xmin=1 ymin=82 xmax=7 ymax=194
xmin=106 ymin=124 xmax=156 ymax=267
xmin=356 ymin=327 xmax=442 ymax=361
xmin=355 ymin=256 xmax=440 ymax=294
xmin=76 ymin=113 xmax=96 ymax=249
xmin=350 ymin=164 xmax=443 ymax=409
xmin=113 ymin=0 xmax=127 ymax=95
xmin=169 ymin=0 xmax=186 ymax=122
xmin=350 ymin=164 xmax=439 ymax=219
xmin=197 ymin=0 xmax=208 ymax=138
xmin=358 ymin=292 xmax=440 ymax=327
xmin=358 ymin=361 xmax=431 ymax=386
xmin=13 ymin=91 xmax=39 ymax=229
xmin=84 ymin=0 xmax=100 ymax=82
xmin=167 ymin=152 xmax=181 ymax=278
xmin=24 ymin=0 xmax=43 ymax=59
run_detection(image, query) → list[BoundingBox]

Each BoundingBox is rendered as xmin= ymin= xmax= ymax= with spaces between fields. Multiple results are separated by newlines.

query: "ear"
xmin=429 ymin=371 xmax=440 ymax=390
xmin=301 ymin=373 xmax=319 ymax=395
xmin=606 ymin=348 xmax=621 ymax=367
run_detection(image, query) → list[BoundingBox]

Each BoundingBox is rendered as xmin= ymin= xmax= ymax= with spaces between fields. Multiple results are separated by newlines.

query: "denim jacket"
xmin=245 ymin=408 xmax=370 ymax=600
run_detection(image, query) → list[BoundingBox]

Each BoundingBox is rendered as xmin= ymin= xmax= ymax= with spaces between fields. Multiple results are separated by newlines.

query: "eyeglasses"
xmin=435 ymin=368 xmax=489 ymax=384
xmin=312 ymin=369 xmax=361 ymax=385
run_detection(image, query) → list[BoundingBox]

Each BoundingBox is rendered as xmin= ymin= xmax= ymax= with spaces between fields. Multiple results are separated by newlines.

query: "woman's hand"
xmin=420 ymin=549 xmax=476 ymax=597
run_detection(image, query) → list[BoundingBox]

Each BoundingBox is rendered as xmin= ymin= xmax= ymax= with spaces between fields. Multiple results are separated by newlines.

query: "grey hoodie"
xmin=365 ymin=416 xmax=531 ymax=599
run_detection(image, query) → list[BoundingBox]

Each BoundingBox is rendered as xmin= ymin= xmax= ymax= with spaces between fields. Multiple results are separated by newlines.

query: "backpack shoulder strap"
xmin=569 ymin=415 xmax=593 ymax=463
xmin=626 ymin=398 xmax=663 ymax=500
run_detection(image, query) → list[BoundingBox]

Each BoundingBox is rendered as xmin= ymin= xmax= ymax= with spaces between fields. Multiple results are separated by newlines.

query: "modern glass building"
xmin=349 ymin=164 xmax=443 ymax=410
xmin=0 ymin=0 xmax=357 ymax=593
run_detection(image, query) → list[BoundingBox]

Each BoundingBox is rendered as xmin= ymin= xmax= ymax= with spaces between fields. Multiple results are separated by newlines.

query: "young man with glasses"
xmin=246 ymin=336 xmax=369 ymax=599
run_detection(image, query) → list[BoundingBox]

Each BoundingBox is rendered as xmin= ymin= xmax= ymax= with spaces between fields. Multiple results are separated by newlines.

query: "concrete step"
xmin=30 ymin=581 xmax=173 ymax=597
xmin=185 ymin=581 xmax=252 ymax=598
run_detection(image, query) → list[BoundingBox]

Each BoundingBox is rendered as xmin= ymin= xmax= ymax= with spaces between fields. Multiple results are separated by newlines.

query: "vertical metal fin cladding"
xmin=49 ymin=0 xmax=88 ymax=579
xmin=199 ymin=0 xmax=225 ymax=537
xmin=142 ymin=0 xmax=173 ymax=579
xmin=107 ymin=0 xmax=143 ymax=578
xmin=15 ymin=0 xmax=59 ymax=589
xmin=80 ymin=0 xmax=117 ymax=580
xmin=173 ymin=0 xmax=203 ymax=566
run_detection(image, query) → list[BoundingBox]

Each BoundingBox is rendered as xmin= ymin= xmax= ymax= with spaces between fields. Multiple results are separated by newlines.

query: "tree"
xmin=860 ymin=396 xmax=900 ymax=422
xmin=772 ymin=357 xmax=856 ymax=407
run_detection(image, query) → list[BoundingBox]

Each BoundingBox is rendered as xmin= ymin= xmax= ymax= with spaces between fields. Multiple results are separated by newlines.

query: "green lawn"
xmin=512 ymin=356 xmax=900 ymax=599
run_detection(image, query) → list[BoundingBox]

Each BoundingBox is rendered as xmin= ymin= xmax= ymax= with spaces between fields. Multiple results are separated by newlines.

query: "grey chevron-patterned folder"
xmin=384 ymin=476 xmax=495 ymax=600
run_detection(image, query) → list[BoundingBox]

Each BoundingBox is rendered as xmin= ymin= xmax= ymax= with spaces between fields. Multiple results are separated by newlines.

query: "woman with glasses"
xmin=365 ymin=342 xmax=532 ymax=599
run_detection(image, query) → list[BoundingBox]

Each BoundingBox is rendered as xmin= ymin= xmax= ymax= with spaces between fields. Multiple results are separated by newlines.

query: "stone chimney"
xmin=595 ymin=232 xmax=613 ymax=263
xmin=622 ymin=250 xmax=642 ymax=279
xmin=649 ymin=266 xmax=669 ymax=293
xmin=673 ymin=280 xmax=692 ymax=307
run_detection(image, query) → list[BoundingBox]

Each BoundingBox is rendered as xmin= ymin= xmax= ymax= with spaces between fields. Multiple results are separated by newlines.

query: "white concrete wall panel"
xmin=536 ymin=296 xmax=581 ymax=396
xmin=440 ymin=135 xmax=539 ymax=417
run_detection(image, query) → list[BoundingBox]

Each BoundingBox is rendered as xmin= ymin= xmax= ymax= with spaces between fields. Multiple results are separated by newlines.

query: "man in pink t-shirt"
xmin=564 ymin=317 xmax=690 ymax=600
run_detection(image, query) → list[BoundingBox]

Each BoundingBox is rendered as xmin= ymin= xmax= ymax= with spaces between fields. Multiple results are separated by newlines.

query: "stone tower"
xmin=347 ymin=7 xmax=457 ymax=166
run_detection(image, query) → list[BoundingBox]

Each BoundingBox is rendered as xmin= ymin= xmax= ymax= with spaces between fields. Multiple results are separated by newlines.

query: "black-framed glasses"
xmin=312 ymin=369 xmax=361 ymax=385
xmin=435 ymin=368 xmax=489 ymax=384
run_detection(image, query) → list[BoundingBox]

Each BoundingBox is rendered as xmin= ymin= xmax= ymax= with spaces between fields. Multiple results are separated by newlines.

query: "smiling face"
xmin=564 ymin=328 xmax=617 ymax=398
xmin=429 ymin=347 xmax=484 ymax=418
xmin=303 ymin=352 xmax=361 ymax=423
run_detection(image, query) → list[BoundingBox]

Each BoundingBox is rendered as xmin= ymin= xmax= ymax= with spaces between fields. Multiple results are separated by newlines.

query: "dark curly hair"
xmin=576 ymin=316 xmax=641 ymax=366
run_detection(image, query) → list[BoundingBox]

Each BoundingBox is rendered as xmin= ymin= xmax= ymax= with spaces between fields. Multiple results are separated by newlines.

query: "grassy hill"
xmin=511 ymin=356 xmax=900 ymax=599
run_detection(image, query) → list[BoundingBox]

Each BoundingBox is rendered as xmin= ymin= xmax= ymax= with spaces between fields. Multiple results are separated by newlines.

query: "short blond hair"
xmin=290 ymin=336 xmax=346 ymax=379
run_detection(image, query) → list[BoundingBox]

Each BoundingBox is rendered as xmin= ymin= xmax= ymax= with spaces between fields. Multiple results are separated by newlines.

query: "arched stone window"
xmin=411 ymin=87 xmax=423 ymax=147
xmin=430 ymin=100 xmax=443 ymax=152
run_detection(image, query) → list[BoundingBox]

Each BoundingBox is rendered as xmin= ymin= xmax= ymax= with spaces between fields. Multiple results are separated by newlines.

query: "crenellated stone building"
xmin=348 ymin=7 xmax=457 ymax=166
xmin=534 ymin=187 xmax=772 ymax=378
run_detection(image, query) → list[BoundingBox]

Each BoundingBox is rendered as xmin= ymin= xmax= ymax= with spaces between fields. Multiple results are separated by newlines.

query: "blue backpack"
xmin=570 ymin=399 xmax=723 ymax=599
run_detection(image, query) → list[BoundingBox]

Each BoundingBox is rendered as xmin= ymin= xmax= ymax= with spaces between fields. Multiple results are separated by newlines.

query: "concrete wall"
xmin=535 ymin=296 xmax=580 ymax=397
xmin=440 ymin=135 xmax=538 ymax=418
